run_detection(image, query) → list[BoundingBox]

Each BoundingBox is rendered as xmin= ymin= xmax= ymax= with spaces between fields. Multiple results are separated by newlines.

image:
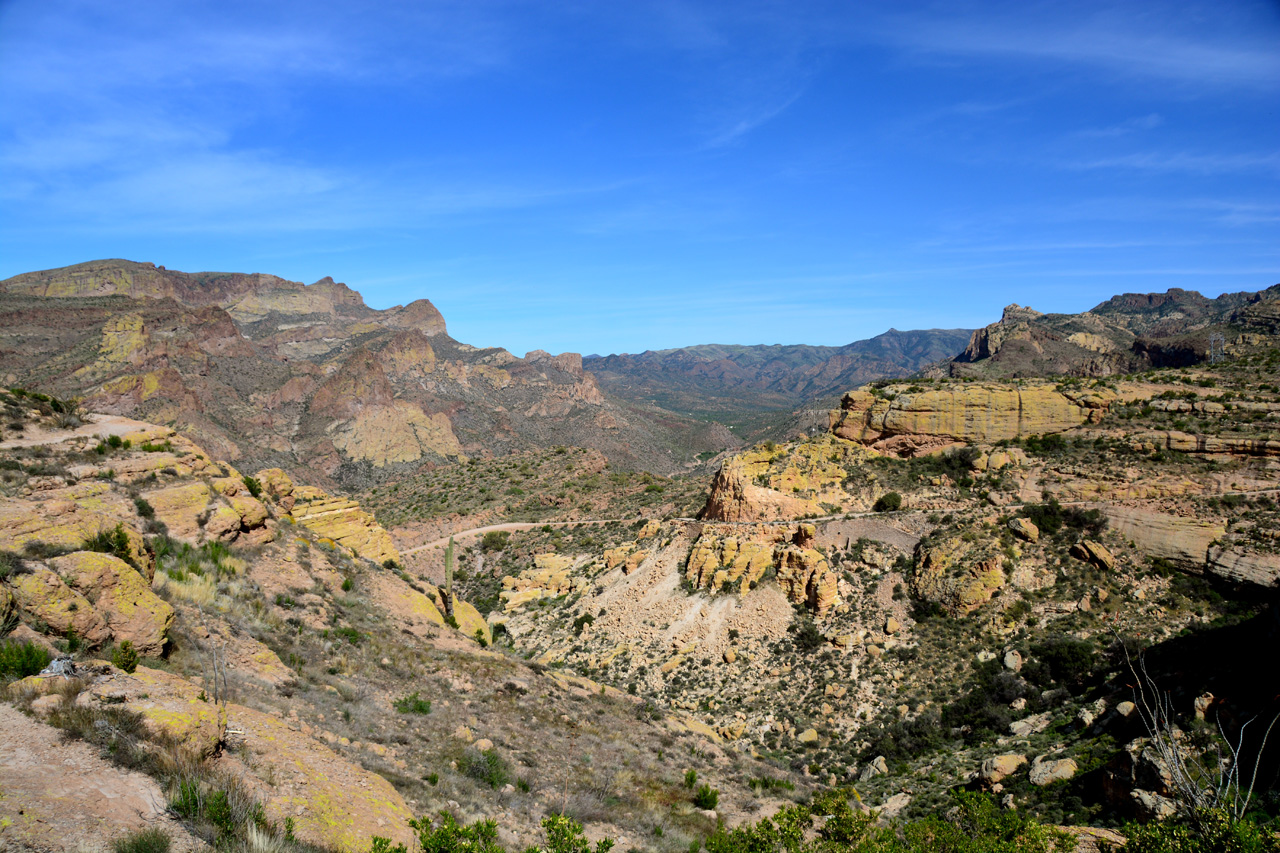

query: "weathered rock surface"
xmin=980 ymin=753 xmax=1028 ymax=785
xmin=911 ymin=537 xmax=1005 ymax=615
xmin=1029 ymin=756 xmax=1078 ymax=786
xmin=50 ymin=551 xmax=173 ymax=655
xmin=7 ymin=567 xmax=112 ymax=646
xmin=1206 ymin=546 xmax=1280 ymax=587
xmin=1069 ymin=540 xmax=1117 ymax=571
xmin=1103 ymin=506 xmax=1224 ymax=569
xmin=830 ymin=382 xmax=1112 ymax=452
xmin=1008 ymin=517 xmax=1039 ymax=543
xmin=257 ymin=468 xmax=400 ymax=564
xmin=75 ymin=665 xmax=227 ymax=757
xmin=0 ymin=702 xmax=203 ymax=852
xmin=221 ymin=703 xmax=415 ymax=852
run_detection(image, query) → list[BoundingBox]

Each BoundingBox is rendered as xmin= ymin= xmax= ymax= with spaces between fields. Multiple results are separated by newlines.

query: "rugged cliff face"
xmin=946 ymin=284 xmax=1280 ymax=379
xmin=0 ymin=261 xmax=736 ymax=488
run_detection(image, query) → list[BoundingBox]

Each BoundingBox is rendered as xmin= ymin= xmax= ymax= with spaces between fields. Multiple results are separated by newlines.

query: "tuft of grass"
xmin=459 ymin=748 xmax=512 ymax=789
xmin=111 ymin=828 xmax=171 ymax=853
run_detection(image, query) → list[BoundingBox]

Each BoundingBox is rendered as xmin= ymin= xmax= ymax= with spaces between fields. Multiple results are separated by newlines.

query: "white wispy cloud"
xmin=874 ymin=3 xmax=1280 ymax=89
xmin=1066 ymin=151 xmax=1280 ymax=175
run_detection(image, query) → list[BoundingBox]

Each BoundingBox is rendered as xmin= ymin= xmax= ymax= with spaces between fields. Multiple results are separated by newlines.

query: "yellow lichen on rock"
xmin=0 ymin=500 xmax=149 ymax=573
xmin=78 ymin=666 xmax=226 ymax=758
xmin=267 ymin=473 xmax=400 ymax=565
xmin=912 ymin=537 xmax=1005 ymax=615
xmin=7 ymin=568 xmax=111 ymax=646
xmin=73 ymin=314 xmax=147 ymax=380
xmin=50 ymin=552 xmax=173 ymax=655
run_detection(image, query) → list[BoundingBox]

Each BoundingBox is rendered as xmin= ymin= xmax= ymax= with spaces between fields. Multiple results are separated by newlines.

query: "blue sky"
xmin=1 ymin=1 xmax=1277 ymax=356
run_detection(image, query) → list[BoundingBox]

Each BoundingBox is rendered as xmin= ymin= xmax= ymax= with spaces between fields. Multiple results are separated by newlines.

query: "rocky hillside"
xmin=585 ymin=329 xmax=973 ymax=436
xmin=457 ymin=330 xmax=1280 ymax=831
xmin=947 ymin=284 xmax=1280 ymax=379
xmin=0 ymin=395 xmax=795 ymax=852
xmin=0 ymin=260 xmax=738 ymax=491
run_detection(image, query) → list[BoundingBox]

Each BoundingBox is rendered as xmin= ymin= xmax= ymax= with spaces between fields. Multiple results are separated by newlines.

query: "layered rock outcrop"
xmin=830 ymin=382 xmax=1112 ymax=453
xmin=255 ymin=468 xmax=400 ymax=565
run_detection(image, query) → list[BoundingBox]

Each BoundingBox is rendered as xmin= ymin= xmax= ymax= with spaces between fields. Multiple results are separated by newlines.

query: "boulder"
xmin=1029 ymin=756 xmax=1078 ymax=786
xmin=980 ymin=754 xmax=1028 ymax=785
xmin=1008 ymin=517 xmax=1039 ymax=543
xmin=1003 ymin=650 xmax=1023 ymax=672
xmin=7 ymin=567 xmax=111 ymax=647
xmin=859 ymin=755 xmax=888 ymax=781
xmin=1070 ymin=541 xmax=1116 ymax=571
xmin=797 ymin=728 xmax=819 ymax=744
xmin=78 ymin=665 xmax=226 ymax=757
xmin=50 ymin=552 xmax=173 ymax=655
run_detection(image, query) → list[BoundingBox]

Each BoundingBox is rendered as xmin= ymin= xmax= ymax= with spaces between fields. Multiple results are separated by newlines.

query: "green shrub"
xmin=112 ymin=640 xmax=139 ymax=674
xmin=241 ymin=476 xmax=262 ymax=498
xmin=83 ymin=524 xmax=136 ymax=567
xmin=684 ymin=768 xmax=698 ymax=789
xmin=0 ymin=639 xmax=51 ymax=678
xmin=459 ymin=748 xmax=511 ymax=789
xmin=481 ymin=531 xmax=510 ymax=552
xmin=873 ymin=492 xmax=902 ymax=512
xmin=793 ymin=616 xmax=824 ymax=653
xmin=394 ymin=692 xmax=432 ymax=715
xmin=692 ymin=783 xmax=719 ymax=810
xmin=111 ymin=828 xmax=171 ymax=853
xmin=133 ymin=497 xmax=154 ymax=519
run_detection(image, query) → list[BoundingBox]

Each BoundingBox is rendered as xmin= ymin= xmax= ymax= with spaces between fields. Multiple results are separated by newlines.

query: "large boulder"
xmin=7 ymin=567 xmax=111 ymax=646
xmin=78 ymin=665 xmax=226 ymax=757
xmin=980 ymin=753 xmax=1028 ymax=785
xmin=50 ymin=552 xmax=173 ymax=655
xmin=1029 ymin=756 xmax=1078 ymax=786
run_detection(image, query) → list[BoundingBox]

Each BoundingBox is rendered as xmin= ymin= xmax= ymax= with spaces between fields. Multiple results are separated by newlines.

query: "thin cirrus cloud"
xmin=1066 ymin=151 xmax=1280 ymax=175
xmin=881 ymin=6 xmax=1280 ymax=89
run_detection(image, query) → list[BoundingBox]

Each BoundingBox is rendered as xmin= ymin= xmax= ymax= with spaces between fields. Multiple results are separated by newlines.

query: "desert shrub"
xmin=0 ymin=639 xmax=51 ymax=678
xmin=873 ymin=492 xmax=902 ymax=512
xmin=133 ymin=497 xmax=155 ymax=519
xmin=792 ymin=615 xmax=824 ymax=652
xmin=111 ymin=828 xmax=171 ymax=853
xmin=572 ymin=614 xmax=595 ymax=636
xmin=459 ymin=748 xmax=511 ymax=789
xmin=112 ymin=640 xmax=140 ymax=674
xmin=684 ymin=769 xmax=697 ymax=789
xmin=693 ymin=783 xmax=719 ymax=810
xmin=481 ymin=531 xmax=510 ymax=552
xmin=83 ymin=524 xmax=136 ymax=567
xmin=394 ymin=691 xmax=432 ymax=715
xmin=241 ymin=475 xmax=262 ymax=498
xmin=1123 ymin=808 xmax=1280 ymax=853
xmin=1021 ymin=499 xmax=1105 ymax=538
xmin=0 ymin=550 xmax=25 ymax=580
xmin=1027 ymin=636 xmax=1096 ymax=689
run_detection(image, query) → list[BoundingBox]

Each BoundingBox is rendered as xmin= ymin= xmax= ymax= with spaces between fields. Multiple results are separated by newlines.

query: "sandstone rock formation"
xmin=830 ymin=382 xmax=1112 ymax=453
xmin=256 ymin=468 xmax=400 ymax=565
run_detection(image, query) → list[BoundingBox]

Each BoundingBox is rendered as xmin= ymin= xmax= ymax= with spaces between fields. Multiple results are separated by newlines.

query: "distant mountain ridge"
xmin=584 ymin=328 xmax=974 ymax=432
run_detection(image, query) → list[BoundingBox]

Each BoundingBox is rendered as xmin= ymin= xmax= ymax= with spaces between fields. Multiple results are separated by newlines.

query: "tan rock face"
xmin=78 ymin=665 xmax=226 ymax=758
xmin=1103 ymin=506 xmax=1224 ymax=569
xmin=50 ymin=552 xmax=173 ymax=655
xmin=685 ymin=524 xmax=840 ymax=614
xmin=260 ymin=469 xmax=400 ymax=565
xmin=0 ymin=500 xmax=150 ymax=575
xmin=1207 ymin=547 xmax=1280 ymax=587
xmin=980 ymin=753 xmax=1028 ymax=785
xmin=1030 ymin=756 xmax=1078 ymax=786
xmin=699 ymin=437 xmax=866 ymax=522
xmin=830 ymin=382 xmax=1112 ymax=452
